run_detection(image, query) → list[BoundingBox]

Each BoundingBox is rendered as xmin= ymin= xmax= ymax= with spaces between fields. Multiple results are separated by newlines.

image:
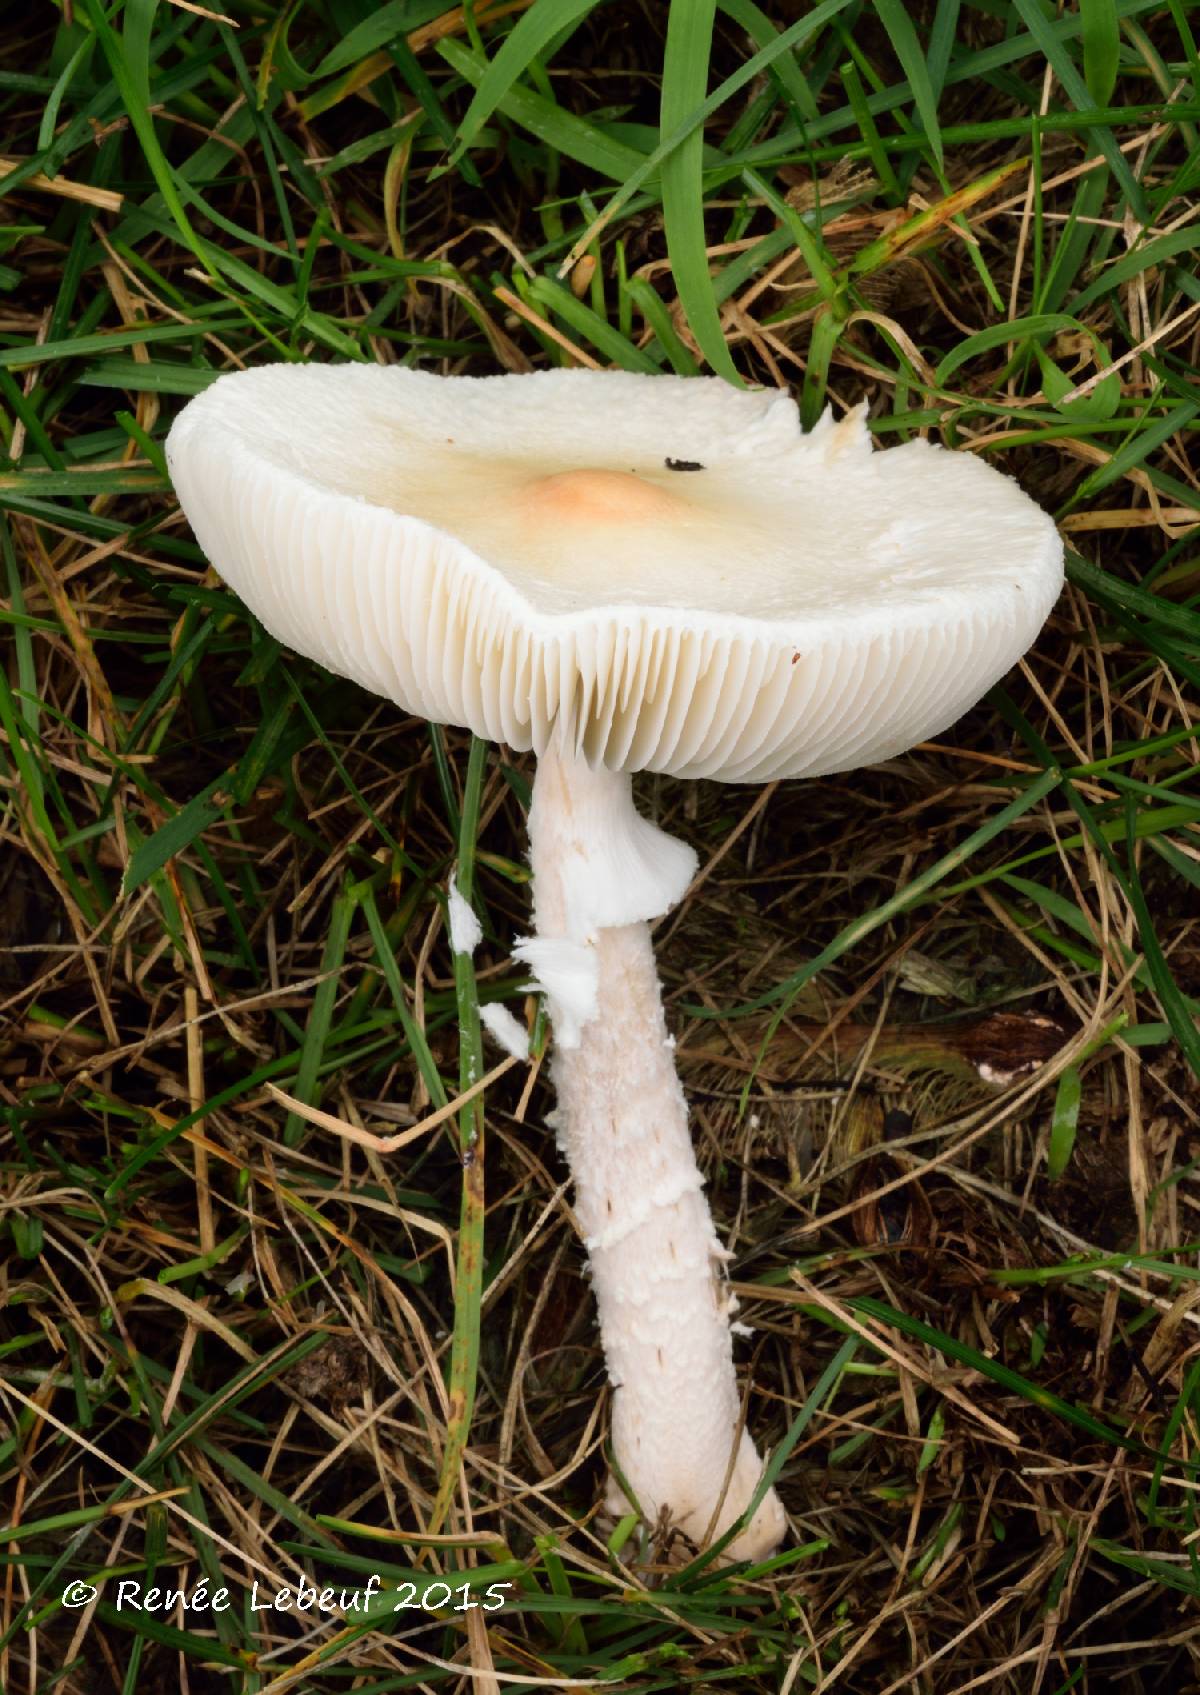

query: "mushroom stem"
xmin=521 ymin=743 xmax=786 ymax=1561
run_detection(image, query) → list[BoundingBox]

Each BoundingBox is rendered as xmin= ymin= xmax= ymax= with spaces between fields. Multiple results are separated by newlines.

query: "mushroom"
xmin=166 ymin=366 xmax=1063 ymax=1561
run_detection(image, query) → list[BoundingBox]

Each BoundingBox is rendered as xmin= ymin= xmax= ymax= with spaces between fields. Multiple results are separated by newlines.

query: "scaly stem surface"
xmin=522 ymin=744 xmax=786 ymax=1560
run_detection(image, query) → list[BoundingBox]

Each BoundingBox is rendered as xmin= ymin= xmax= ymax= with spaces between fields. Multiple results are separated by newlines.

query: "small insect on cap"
xmin=166 ymin=365 xmax=1064 ymax=782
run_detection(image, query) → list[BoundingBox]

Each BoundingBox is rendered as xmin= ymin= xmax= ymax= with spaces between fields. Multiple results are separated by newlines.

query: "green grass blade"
xmin=874 ymin=0 xmax=944 ymax=168
xmin=1080 ymin=0 xmax=1121 ymax=105
xmin=1012 ymin=0 xmax=1147 ymax=220
xmin=451 ymin=0 xmax=600 ymax=162
xmin=283 ymin=882 xmax=358 ymax=1143
xmin=440 ymin=37 xmax=647 ymax=182
xmin=429 ymin=735 xmax=491 ymax=1536
xmin=848 ymin=1296 xmax=1142 ymax=1454
xmin=658 ymin=0 xmax=737 ymax=381
xmin=1047 ymin=1065 xmax=1083 ymax=1179
xmin=703 ymin=767 xmax=1062 ymax=1021
xmin=1121 ymin=795 xmax=1200 ymax=1080
xmin=558 ymin=0 xmax=856 ymax=273
xmin=79 ymin=0 xmax=209 ymax=272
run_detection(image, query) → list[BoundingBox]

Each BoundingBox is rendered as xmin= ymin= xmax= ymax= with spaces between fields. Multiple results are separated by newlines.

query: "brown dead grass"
xmin=2 ymin=3 xmax=1200 ymax=1691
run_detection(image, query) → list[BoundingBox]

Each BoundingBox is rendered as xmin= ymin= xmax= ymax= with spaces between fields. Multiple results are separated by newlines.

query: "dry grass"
xmin=2 ymin=2 xmax=1200 ymax=1691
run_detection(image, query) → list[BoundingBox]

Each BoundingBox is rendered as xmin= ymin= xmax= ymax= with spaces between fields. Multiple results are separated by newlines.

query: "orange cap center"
xmin=518 ymin=468 xmax=683 ymax=524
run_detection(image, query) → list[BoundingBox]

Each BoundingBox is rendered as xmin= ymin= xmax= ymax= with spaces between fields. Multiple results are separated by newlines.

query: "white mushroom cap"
xmin=166 ymin=365 xmax=1063 ymax=783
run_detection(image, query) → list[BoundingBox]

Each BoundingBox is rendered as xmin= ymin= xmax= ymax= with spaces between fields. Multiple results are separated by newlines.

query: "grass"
xmin=1 ymin=0 xmax=1199 ymax=1689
